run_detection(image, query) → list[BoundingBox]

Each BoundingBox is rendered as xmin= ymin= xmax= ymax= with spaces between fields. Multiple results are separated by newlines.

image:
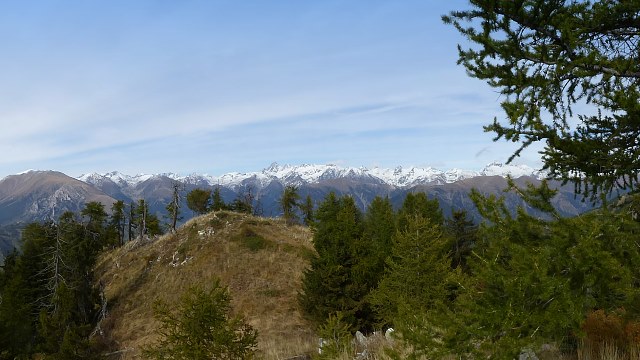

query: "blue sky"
xmin=0 ymin=0 xmax=545 ymax=178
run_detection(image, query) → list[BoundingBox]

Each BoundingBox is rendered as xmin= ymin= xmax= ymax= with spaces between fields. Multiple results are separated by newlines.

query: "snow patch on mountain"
xmin=78 ymin=171 xmax=155 ymax=187
xmin=367 ymin=166 xmax=448 ymax=187
xmin=77 ymin=162 xmax=545 ymax=190
xmin=480 ymin=162 xmax=545 ymax=178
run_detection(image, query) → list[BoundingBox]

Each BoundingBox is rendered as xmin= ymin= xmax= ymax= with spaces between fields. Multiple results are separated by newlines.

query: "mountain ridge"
xmin=76 ymin=161 xmax=547 ymax=189
xmin=2 ymin=163 xmax=589 ymax=264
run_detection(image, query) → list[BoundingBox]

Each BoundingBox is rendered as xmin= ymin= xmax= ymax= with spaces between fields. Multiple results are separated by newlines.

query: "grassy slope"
xmin=94 ymin=211 xmax=317 ymax=359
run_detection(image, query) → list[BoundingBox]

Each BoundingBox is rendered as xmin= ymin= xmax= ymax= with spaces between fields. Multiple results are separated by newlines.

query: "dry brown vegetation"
xmin=93 ymin=211 xmax=317 ymax=359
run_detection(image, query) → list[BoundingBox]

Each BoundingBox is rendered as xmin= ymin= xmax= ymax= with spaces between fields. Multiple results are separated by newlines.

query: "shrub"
xmin=143 ymin=279 xmax=258 ymax=360
xmin=317 ymin=312 xmax=352 ymax=360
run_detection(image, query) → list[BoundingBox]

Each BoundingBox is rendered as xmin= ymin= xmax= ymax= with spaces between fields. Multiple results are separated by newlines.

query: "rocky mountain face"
xmin=0 ymin=171 xmax=116 ymax=258
xmin=0 ymin=163 xmax=593 ymax=262
xmin=0 ymin=171 xmax=115 ymax=224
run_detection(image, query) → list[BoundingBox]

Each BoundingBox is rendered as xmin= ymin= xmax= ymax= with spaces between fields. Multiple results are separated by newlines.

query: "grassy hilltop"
xmin=94 ymin=211 xmax=317 ymax=359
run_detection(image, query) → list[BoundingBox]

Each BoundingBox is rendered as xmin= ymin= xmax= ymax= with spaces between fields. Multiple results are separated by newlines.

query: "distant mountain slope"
xmin=76 ymin=161 xmax=555 ymax=218
xmin=0 ymin=170 xmax=116 ymax=225
xmin=408 ymin=176 xmax=591 ymax=221
xmin=0 ymin=171 xmax=117 ymax=261
xmin=0 ymin=163 xmax=594 ymax=263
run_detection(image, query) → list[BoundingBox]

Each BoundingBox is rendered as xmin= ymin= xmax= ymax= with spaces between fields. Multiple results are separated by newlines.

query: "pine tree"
xmin=300 ymin=194 xmax=314 ymax=226
xmin=436 ymin=185 xmax=640 ymax=357
xmin=80 ymin=201 xmax=108 ymax=255
xmin=230 ymin=186 xmax=253 ymax=214
xmin=369 ymin=215 xmax=455 ymax=327
xmin=130 ymin=199 xmax=162 ymax=237
xmin=371 ymin=214 xmax=461 ymax=359
xmin=109 ymin=200 xmax=126 ymax=246
xmin=445 ymin=209 xmax=476 ymax=271
xmin=397 ymin=192 xmax=443 ymax=231
xmin=186 ymin=188 xmax=212 ymax=215
xmin=0 ymin=207 xmax=120 ymax=358
xmin=0 ymin=250 xmax=37 ymax=357
xmin=350 ymin=196 xmax=396 ymax=330
xmin=143 ymin=279 xmax=257 ymax=360
xmin=81 ymin=201 xmax=107 ymax=232
xmin=211 ymin=186 xmax=227 ymax=211
xmin=298 ymin=193 xmax=364 ymax=330
xmin=34 ymin=210 xmax=103 ymax=358
xmin=443 ymin=1 xmax=640 ymax=198
xmin=136 ymin=199 xmax=148 ymax=237
xmin=0 ymin=222 xmax=61 ymax=357
xmin=279 ymin=185 xmax=301 ymax=224
xmin=128 ymin=201 xmax=136 ymax=242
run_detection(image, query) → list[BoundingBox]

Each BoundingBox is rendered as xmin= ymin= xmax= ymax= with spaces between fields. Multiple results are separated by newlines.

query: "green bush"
xmin=316 ymin=312 xmax=352 ymax=360
xmin=143 ymin=279 xmax=258 ymax=360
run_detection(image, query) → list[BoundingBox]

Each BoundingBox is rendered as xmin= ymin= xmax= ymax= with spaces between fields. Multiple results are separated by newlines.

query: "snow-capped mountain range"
xmin=1 ymin=163 xmax=593 ymax=263
xmin=77 ymin=162 xmax=546 ymax=189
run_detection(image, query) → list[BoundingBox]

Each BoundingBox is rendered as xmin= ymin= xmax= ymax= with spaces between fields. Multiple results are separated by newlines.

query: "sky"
xmin=0 ymin=0 xmax=546 ymax=179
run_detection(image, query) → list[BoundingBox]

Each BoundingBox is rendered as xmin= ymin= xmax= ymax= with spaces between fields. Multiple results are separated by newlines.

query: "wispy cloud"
xmin=0 ymin=0 xmax=543 ymax=177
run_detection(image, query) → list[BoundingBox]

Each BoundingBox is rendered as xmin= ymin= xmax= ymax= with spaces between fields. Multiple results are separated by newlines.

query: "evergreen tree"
xmin=298 ymin=193 xmax=364 ymax=330
xmin=230 ymin=186 xmax=253 ymax=214
xmin=211 ymin=186 xmax=227 ymax=211
xmin=131 ymin=199 xmax=162 ymax=237
xmin=316 ymin=312 xmax=352 ymax=360
xmin=358 ymin=196 xmax=395 ymax=279
xmin=136 ymin=199 xmax=149 ymax=237
xmin=0 ymin=250 xmax=36 ymax=357
xmin=80 ymin=201 xmax=108 ymax=253
xmin=424 ymin=185 xmax=640 ymax=358
xmin=370 ymin=215 xmax=452 ymax=321
xmin=279 ymin=185 xmax=301 ymax=224
xmin=443 ymin=0 xmax=640 ymax=198
xmin=81 ymin=201 xmax=107 ymax=231
xmin=109 ymin=200 xmax=126 ymax=246
xmin=397 ymin=192 xmax=443 ymax=230
xmin=17 ymin=222 xmax=57 ymax=311
xmin=350 ymin=196 xmax=396 ymax=330
xmin=0 ymin=208 xmax=117 ymax=358
xmin=369 ymin=215 xmax=458 ymax=359
xmin=445 ymin=209 xmax=476 ymax=271
xmin=143 ymin=279 xmax=257 ymax=360
xmin=300 ymin=194 xmax=314 ymax=226
xmin=128 ymin=201 xmax=136 ymax=242
xmin=186 ymin=188 xmax=212 ymax=215
xmin=0 ymin=223 xmax=60 ymax=357
xmin=30 ymin=210 xmax=104 ymax=358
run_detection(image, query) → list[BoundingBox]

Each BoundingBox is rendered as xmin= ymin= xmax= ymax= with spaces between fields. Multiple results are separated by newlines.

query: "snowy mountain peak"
xmin=76 ymin=162 xmax=545 ymax=190
xmin=78 ymin=171 xmax=156 ymax=188
xmin=480 ymin=162 xmax=543 ymax=178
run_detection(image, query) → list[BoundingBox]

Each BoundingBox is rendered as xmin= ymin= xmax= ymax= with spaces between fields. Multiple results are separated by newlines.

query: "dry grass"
xmin=93 ymin=211 xmax=317 ymax=359
xmin=574 ymin=341 xmax=640 ymax=360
